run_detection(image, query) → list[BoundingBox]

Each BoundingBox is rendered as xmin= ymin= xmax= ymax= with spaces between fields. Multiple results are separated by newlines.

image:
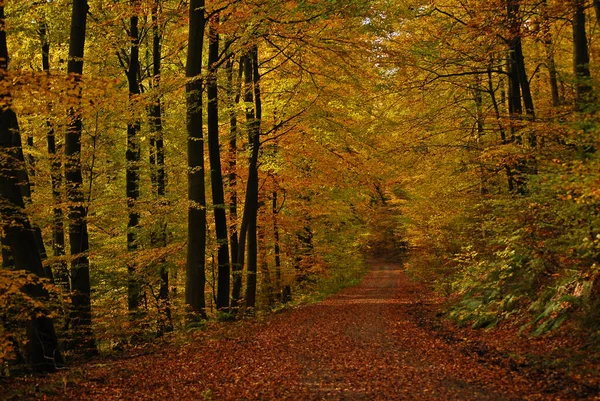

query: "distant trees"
xmin=381 ymin=0 xmax=600 ymax=335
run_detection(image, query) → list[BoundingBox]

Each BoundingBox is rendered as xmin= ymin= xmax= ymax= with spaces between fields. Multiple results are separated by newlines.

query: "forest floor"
xmin=4 ymin=261 xmax=600 ymax=400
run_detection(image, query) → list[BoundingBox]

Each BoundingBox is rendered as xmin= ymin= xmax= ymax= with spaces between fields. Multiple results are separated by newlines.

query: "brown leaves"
xmin=7 ymin=262 xmax=596 ymax=400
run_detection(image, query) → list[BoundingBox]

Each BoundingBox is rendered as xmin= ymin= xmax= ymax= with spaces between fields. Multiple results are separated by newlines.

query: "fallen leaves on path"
xmin=5 ymin=263 xmax=600 ymax=400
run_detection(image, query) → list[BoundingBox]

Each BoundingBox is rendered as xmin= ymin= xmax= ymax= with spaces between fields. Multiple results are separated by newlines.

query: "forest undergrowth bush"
xmin=408 ymin=156 xmax=600 ymax=345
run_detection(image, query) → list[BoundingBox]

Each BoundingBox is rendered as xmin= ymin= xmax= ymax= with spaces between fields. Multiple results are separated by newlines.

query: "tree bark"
xmin=0 ymin=6 xmax=63 ymax=372
xmin=149 ymin=0 xmax=172 ymax=334
xmin=473 ymin=75 xmax=488 ymax=195
xmin=39 ymin=21 xmax=68 ymax=290
xmin=242 ymin=47 xmax=262 ymax=309
xmin=126 ymin=0 xmax=142 ymax=313
xmin=573 ymin=0 xmax=593 ymax=112
xmin=272 ymin=185 xmax=282 ymax=300
xmin=228 ymin=54 xmax=243 ymax=306
xmin=541 ymin=0 xmax=560 ymax=107
xmin=235 ymin=47 xmax=262 ymax=309
xmin=258 ymin=219 xmax=274 ymax=306
xmin=487 ymin=65 xmax=515 ymax=192
xmin=66 ymin=0 xmax=95 ymax=353
xmin=507 ymin=0 xmax=535 ymax=124
xmin=506 ymin=0 xmax=535 ymax=193
xmin=207 ymin=19 xmax=231 ymax=310
xmin=185 ymin=0 xmax=207 ymax=318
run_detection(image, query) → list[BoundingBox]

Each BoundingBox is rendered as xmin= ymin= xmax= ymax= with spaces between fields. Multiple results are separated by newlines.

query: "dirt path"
xmin=9 ymin=263 xmax=597 ymax=400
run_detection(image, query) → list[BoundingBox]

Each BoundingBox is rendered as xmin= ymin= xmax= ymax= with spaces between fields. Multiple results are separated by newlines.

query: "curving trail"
xmin=29 ymin=263 xmax=590 ymax=400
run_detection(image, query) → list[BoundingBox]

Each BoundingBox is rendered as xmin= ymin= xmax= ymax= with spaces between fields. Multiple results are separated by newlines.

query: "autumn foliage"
xmin=0 ymin=0 xmax=598 ymax=382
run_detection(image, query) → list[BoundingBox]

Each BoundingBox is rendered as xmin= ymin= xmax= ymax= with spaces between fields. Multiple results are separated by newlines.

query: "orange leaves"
xmin=5 ymin=262 xmax=593 ymax=399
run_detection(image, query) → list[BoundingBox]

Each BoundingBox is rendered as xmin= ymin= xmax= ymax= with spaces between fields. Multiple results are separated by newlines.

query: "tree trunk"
xmin=473 ymin=75 xmax=488 ymax=195
xmin=272 ymin=186 xmax=282 ymax=301
xmin=228 ymin=54 xmax=243 ymax=306
xmin=487 ymin=65 xmax=515 ymax=192
xmin=541 ymin=0 xmax=560 ymax=107
xmin=236 ymin=47 xmax=262 ymax=310
xmin=207 ymin=19 xmax=231 ymax=310
xmin=0 ymin=114 xmax=63 ymax=372
xmin=246 ymin=47 xmax=263 ymax=309
xmin=126 ymin=0 xmax=142 ymax=313
xmin=506 ymin=0 xmax=534 ymax=193
xmin=40 ymin=20 xmax=68 ymax=290
xmin=258 ymin=219 xmax=274 ymax=307
xmin=149 ymin=0 xmax=172 ymax=334
xmin=0 ymin=7 xmax=63 ymax=371
xmin=66 ymin=0 xmax=95 ymax=353
xmin=573 ymin=0 xmax=593 ymax=112
xmin=185 ymin=0 xmax=207 ymax=319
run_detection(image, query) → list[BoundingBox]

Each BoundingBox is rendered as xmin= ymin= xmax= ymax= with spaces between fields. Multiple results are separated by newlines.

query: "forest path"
xmin=22 ymin=262 xmax=589 ymax=400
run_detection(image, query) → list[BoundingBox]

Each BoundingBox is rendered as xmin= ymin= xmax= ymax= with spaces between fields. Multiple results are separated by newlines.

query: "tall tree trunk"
xmin=66 ymin=0 xmax=95 ymax=353
xmin=185 ymin=0 xmax=207 ymax=319
xmin=40 ymin=21 xmax=68 ymax=290
xmin=272 ymin=181 xmax=282 ymax=301
xmin=243 ymin=46 xmax=262 ymax=309
xmin=149 ymin=0 xmax=172 ymax=334
xmin=0 ymin=6 xmax=63 ymax=372
xmin=515 ymin=42 xmax=535 ymax=123
xmin=258 ymin=218 xmax=274 ymax=306
xmin=228 ymin=54 xmax=243 ymax=306
xmin=573 ymin=0 xmax=593 ymax=112
xmin=507 ymin=0 xmax=535 ymax=123
xmin=506 ymin=0 xmax=534 ymax=193
xmin=235 ymin=47 xmax=262 ymax=310
xmin=473 ymin=75 xmax=488 ymax=195
xmin=487 ymin=65 xmax=515 ymax=192
xmin=207 ymin=18 xmax=230 ymax=310
xmin=541 ymin=0 xmax=560 ymax=107
xmin=126 ymin=0 xmax=142 ymax=313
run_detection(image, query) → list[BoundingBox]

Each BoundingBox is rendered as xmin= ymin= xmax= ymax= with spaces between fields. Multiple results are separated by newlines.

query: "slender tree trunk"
xmin=40 ymin=21 xmax=68 ymax=290
xmin=487 ymin=65 xmax=515 ymax=192
xmin=0 ymin=117 xmax=63 ymax=372
xmin=258 ymin=218 xmax=274 ymax=307
xmin=9 ymin=102 xmax=50 ymax=272
xmin=506 ymin=0 xmax=534 ymax=193
xmin=507 ymin=0 xmax=535 ymax=122
xmin=272 ymin=184 xmax=282 ymax=300
xmin=66 ymin=0 xmax=95 ymax=353
xmin=246 ymin=47 xmax=263 ymax=309
xmin=541 ymin=0 xmax=560 ymax=107
xmin=207 ymin=18 xmax=231 ymax=310
xmin=185 ymin=0 xmax=207 ymax=318
xmin=149 ymin=0 xmax=172 ymax=334
xmin=0 ymin=7 xmax=63 ymax=372
xmin=228 ymin=54 xmax=243 ymax=306
xmin=236 ymin=47 xmax=262 ymax=310
xmin=126 ymin=0 xmax=142 ymax=313
xmin=246 ymin=208 xmax=258 ymax=309
xmin=473 ymin=75 xmax=488 ymax=195
xmin=573 ymin=0 xmax=594 ymax=112
xmin=515 ymin=42 xmax=535 ymax=123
